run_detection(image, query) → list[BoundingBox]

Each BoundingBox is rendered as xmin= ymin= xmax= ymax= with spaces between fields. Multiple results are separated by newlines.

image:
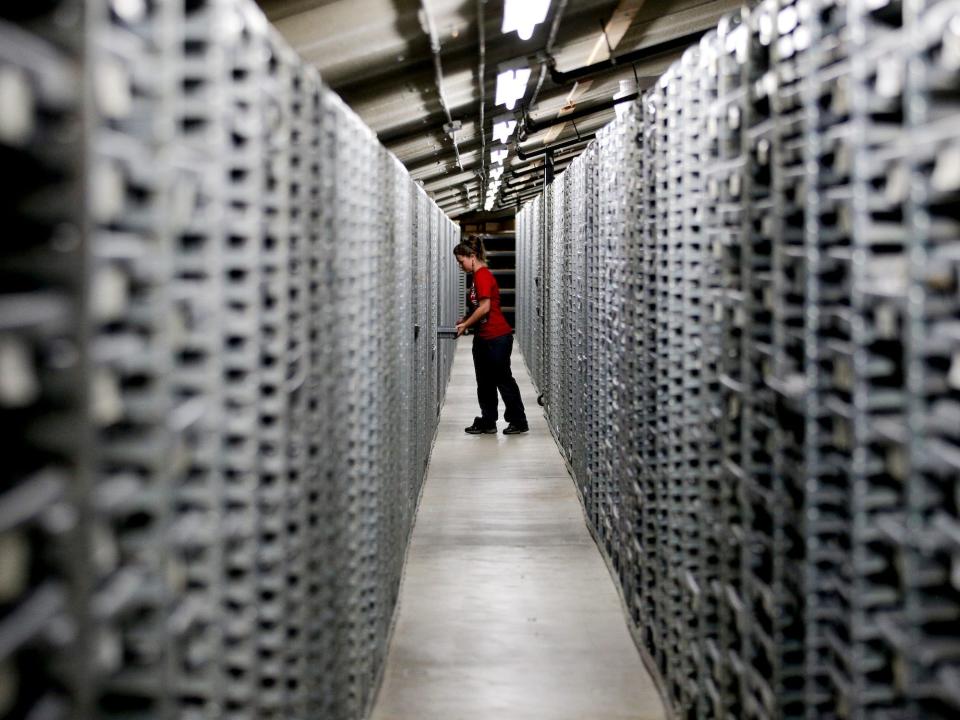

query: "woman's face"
xmin=455 ymin=254 xmax=474 ymax=273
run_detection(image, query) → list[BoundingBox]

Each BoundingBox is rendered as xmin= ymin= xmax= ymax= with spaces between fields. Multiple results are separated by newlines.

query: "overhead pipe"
xmin=380 ymin=112 xmax=459 ymax=147
xmin=505 ymin=158 xmax=574 ymax=187
xmin=438 ymin=194 xmax=474 ymax=211
xmin=400 ymin=110 xmax=593 ymax=178
xmin=423 ymin=171 xmax=480 ymax=194
xmin=511 ymin=145 xmax=576 ymax=174
xmin=508 ymin=157 xmax=573 ymax=182
xmin=433 ymin=187 xmax=466 ymax=202
xmin=528 ymin=0 xmax=569 ymax=110
xmin=436 ymin=193 xmax=466 ymax=207
xmin=485 ymin=0 xmax=567 ymax=214
xmin=476 ymin=0 xmax=487 ymax=207
xmin=520 ymin=91 xmax=638 ymax=138
xmin=430 ymin=177 xmax=480 ymax=202
xmin=432 ymin=183 xmax=477 ymax=202
xmin=514 ymin=132 xmax=595 ymax=161
xmin=508 ymin=163 xmax=545 ymax=180
xmin=501 ymin=183 xmax=545 ymax=201
xmin=503 ymin=179 xmax=548 ymax=199
xmin=404 ymin=136 xmax=485 ymax=177
xmin=420 ymin=0 xmax=463 ymax=170
xmin=547 ymin=29 xmax=706 ymax=86
xmin=505 ymin=172 xmax=544 ymax=189
xmin=497 ymin=159 xmax=570 ymax=212
xmin=498 ymin=190 xmax=541 ymax=209
xmin=491 ymin=166 xmax=540 ymax=203
xmin=329 ymin=7 xmax=699 ymax=98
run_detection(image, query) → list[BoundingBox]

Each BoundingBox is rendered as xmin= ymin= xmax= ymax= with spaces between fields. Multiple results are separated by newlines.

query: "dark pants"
xmin=472 ymin=333 xmax=527 ymax=426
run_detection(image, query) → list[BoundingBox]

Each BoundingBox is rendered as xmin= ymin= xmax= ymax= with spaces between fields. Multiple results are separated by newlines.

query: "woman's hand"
xmin=455 ymin=322 xmax=468 ymax=337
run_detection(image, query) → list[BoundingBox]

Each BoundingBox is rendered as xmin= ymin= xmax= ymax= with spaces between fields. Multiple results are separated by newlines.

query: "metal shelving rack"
xmin=697 ymin=26 xmax=727 ymax=719
xmin=740 ymin=4 xmax=780 ymax=716
xmin=515 ymin=1 xmax=960 ymax=717
xmin=85 ymin=1 xmax=177 ymax=714
xmin=902 ymin=2 xmax=960 ymax=716
xmin=171 ymin=1 xmax=231 ymax=715
xmin=1 ymin=2 xmax=90 ymax=718
xmin=678 ymin=44 xmax=708 ymax=718
xmin=766 ymin=2 xmax=812 ymax=717
xmin=283 ymin=57 xmax=312 ymax=720
xmin=715 ymin=12 xmax=750 ymax=718
xmin=643 ymin=81 xmax=663 ymax=671
xmin=799 ymin=3 xmax=833 ymax=716
xmin=254 ymin=28 xmax=292 ymax=720
xmin=1 ymin=2 xmax=460 ymax=718
xmin=613 ymin=102 xmax=645 ymax=645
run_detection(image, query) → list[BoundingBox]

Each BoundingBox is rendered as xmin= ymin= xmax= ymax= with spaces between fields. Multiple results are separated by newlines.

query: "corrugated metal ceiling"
xmin=256 ymin=0 xmax=742 ymax=216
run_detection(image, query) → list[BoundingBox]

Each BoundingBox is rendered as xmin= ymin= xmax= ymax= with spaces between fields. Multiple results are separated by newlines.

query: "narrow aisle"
xmin=370 ymin=340 xmax=666 ymax=720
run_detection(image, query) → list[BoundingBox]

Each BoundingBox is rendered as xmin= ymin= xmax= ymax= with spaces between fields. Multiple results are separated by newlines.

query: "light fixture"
xmin=490 ymin=144 xmax=508 ymax=164
xmin=489 ymin=166 xmax=504 ymax=180
xmin=502 ymin=0 xmax=551 ymax=41
xmin=492 ymin=114 xmax=517 ymax=144
xmin=495 ymin=64 xmax=531 ymax=110
xmin=614 ymin=79 xmax=637 ymax=121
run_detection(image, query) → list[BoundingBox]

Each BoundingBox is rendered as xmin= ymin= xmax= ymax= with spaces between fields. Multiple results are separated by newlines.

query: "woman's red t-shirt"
xmin=469 ymin=266 xmax=513 ymax=339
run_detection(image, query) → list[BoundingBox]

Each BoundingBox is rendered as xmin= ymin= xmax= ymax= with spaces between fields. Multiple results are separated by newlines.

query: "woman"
xmin=454 ymin=236 xmax=528 ymax=435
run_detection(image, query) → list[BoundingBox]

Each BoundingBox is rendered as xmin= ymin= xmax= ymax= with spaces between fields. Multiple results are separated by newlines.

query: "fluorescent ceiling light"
xmin=489 ymin=166 xmax=504 ymax=180
xmin=492 ymin=114 xmax=517 ymax=144
xmin=490 ymin=144 xmax=508 ymax=164
xmin=495 ymin=67 xmax=531 ymax=110
xmin=502 ymin=0 xmax=550 ymax=41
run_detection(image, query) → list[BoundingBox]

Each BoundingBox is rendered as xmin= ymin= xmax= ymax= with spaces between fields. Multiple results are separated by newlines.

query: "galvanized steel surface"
xmin=0 ymin=2 xmax=459 ymax=719
xmin=517 ymin=1 xmax=960 ymax=718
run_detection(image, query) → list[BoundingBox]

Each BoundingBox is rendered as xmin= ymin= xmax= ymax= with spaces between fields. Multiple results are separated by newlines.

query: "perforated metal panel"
xmin=1 ymin=2 xmax=458 ymax=719
xmin=516 ymin=1 xmax=960 ymax=717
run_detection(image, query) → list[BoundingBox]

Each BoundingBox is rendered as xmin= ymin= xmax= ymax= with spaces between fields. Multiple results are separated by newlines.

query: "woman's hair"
xmin=453 ymin=235 xmax=486 ymax=263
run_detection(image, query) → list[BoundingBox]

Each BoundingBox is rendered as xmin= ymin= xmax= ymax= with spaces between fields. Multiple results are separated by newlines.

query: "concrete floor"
xmin=369 ymin=340 xmax=667 ymax=720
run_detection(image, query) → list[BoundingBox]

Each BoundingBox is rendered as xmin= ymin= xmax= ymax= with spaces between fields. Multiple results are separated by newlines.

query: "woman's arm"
xmin=456 ymin=298 xmax=490 ymax=336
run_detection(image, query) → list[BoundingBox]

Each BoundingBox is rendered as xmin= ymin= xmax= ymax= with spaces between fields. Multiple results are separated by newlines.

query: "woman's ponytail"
xmin=453 ymin=235 xmax=487 ymax=263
